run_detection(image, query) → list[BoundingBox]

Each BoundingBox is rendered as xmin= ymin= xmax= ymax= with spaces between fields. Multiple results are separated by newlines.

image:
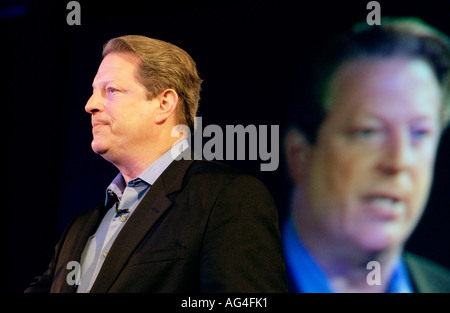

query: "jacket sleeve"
xmin=199 ymin=174 xmax=288 ymax=292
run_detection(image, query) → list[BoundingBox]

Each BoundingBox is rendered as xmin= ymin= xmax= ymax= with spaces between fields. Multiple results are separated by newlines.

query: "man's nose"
xmin=85 ymin=92 xmax=104 ymax=114
xmin=379 ymin=129 xmax=414 ymax=175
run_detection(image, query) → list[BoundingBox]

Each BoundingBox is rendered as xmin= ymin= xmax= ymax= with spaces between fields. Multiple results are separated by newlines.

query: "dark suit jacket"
xmin=25 ymin=158 xmax=287 ymax=293
xmin=404 ymin=252 xmax=450 ymax=293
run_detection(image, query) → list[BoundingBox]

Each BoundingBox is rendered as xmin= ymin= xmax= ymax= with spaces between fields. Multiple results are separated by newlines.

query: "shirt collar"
xmin=105 ymin=139 xmax=188 ymax=204
xmin=138 ymin=138 xmax=188 ymax=186
xmin=282 ymin=217 xmax=414 ymax=293
xmin=386 ymin=258 xmax=414 ymax=293
xmin=282 ymin=217 xmax=333 ymax=293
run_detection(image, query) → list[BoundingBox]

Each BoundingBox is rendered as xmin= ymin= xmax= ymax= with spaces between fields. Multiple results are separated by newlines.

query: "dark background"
xmin=3 ymin=0 xmax=449 ymax=293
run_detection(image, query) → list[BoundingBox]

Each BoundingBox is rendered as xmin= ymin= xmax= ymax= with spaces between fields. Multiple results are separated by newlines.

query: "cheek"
xmin=107 ymin=106 xmax=138 ymax=135
xmin=409 ymin=161 xmax=434 ymax=217
xmin=403 ymin=139 xmax=438 ymax=218
xmin=305 ymin=140 xmax=379 ymax=237
xmin=305 ymin=146 xmax=359 ymax=229
xmin=312 ymin=142 xmax=372 ymax=202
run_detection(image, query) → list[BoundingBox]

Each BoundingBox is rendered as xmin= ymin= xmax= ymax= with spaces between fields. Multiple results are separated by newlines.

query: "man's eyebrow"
xmin=92 ymin=79 xmax=115 ymax=89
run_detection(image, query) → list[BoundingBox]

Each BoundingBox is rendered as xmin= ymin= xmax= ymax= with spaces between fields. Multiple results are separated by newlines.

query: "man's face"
xmin=304 ymin=58 xmax=442 ymax=252
xmin=85 ymin=53 xmax=157 ymax=163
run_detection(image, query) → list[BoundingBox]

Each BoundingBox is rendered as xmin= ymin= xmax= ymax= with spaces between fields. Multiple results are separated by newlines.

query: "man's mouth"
xmin=366 ymin=195 xmax=400 ymax=205
xmin=362 ymin=193 xmax=406 ymax=220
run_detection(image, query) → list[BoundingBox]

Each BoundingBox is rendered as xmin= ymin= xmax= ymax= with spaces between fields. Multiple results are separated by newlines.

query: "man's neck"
xmin=109 ymin=135 xmax=182 ymax=184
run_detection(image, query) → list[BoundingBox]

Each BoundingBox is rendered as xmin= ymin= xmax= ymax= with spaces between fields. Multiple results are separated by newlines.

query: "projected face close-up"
xmin=303 ymin=57 xmax=442 ymax=251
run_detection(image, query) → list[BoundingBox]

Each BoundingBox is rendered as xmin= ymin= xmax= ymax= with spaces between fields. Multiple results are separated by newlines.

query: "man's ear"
xmin=154 ymin=89 xmax=179 ymax=124
xmin=284 ymin=128 xmax=312 ymax=186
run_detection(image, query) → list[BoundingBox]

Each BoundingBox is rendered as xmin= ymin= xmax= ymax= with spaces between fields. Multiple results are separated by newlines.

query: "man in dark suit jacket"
xmin=26 ymin=154 xmax=286 ymax=293
xmin=25 ymin=35 xmax=287 ymax=293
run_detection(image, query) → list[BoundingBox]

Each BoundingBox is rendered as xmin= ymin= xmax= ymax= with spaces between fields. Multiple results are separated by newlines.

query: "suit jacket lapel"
xmin=90 ymin=157 xmax=195 ymax=293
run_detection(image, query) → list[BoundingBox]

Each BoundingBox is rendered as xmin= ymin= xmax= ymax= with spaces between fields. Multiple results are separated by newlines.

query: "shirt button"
xmin=103 ymin=251 xmax=108 ymax=258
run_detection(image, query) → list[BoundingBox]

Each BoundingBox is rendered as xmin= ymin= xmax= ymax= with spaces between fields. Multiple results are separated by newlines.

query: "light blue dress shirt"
xmin=77 ymin=140 xmax=188 ymax=293
xmin=282 ymin=217 xmax=414 ymax=293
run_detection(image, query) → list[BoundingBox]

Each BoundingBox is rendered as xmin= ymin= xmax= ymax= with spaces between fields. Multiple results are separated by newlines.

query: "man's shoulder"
xmin=185 ymin=159 xmax=264 ymax=186
xmin=187 ymin=159 xmax=242 ymax=176
xmin=170 ymin=159 xmax=273 ymax=201
xmin=404 ymin=251 xmax=450 ymax=293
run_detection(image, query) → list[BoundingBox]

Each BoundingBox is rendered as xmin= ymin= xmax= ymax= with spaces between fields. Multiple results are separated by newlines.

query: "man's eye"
xmin=106 ymin=87 xmax=118 ymax=94
xmin=357 ymin=129 xmax=376 ymax=137
xmin=411 ymin=128 xmax=430 ymax=139
xmin=351 ymin=128 xmax=378 ymax=138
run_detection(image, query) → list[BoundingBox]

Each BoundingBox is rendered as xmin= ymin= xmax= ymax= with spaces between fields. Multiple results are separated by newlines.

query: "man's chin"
xmin=354 ymin=226 xmax=404 ymax=253
xmin=91 ymin=141 xmax=109 ymax=156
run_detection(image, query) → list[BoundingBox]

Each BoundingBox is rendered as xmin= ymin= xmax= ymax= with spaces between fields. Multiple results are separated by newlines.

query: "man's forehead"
xmin=331 ymin=58 xmax=438 ymax=89
xmin=323 ymin=58 xmax=441 ymax=123
xmin=93 ymin=53 xmax=140 ymax=86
